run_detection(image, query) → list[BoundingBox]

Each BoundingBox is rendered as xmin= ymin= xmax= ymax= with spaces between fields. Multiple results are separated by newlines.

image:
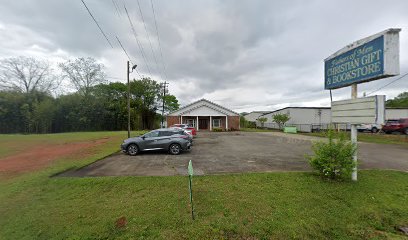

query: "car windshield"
xmin=386 ymin=120 xmax=398 ymax=124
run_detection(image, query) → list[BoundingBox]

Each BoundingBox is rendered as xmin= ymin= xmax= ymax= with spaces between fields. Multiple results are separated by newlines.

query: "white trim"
xmin=210 ymin=116 xmax=212 ymax=131
xmin=168 ymin=99 xmax=239 ymax=116
xmin=196 ymin=116 xmax=199 ymax=131
xmin=226 ymin=116 xmax=228 ymax=130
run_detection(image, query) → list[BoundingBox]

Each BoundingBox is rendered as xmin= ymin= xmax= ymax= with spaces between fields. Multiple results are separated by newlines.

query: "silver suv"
xmin=121 ymin=128 xmax=192 ymax=156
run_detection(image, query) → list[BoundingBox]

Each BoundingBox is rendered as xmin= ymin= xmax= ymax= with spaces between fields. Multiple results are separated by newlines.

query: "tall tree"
xmin=59 ymin=57 xmax=106 ymax=95
xmin=163 ymin=94 xmax=180 ymax=113
xmin=0 ymin=56 xmax=59 ymax=93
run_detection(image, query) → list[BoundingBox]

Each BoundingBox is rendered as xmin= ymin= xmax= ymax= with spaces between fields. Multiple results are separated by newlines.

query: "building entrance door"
xmin=199 ymin=119 xmax=208 ymax=130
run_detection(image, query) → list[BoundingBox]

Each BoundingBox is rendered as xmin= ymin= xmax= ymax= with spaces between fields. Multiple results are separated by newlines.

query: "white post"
xmin=226 ymin=116 xmax=228 ymax=130
xmin=196 ymin=116 xmax=199 ymax=131
xmin=210 ymin=116 xmax=212 ymax=131
xmin=180 ymin=115 xmax=183 ymax=124
xmin=351 ymin=84 xmax=358 ymax=181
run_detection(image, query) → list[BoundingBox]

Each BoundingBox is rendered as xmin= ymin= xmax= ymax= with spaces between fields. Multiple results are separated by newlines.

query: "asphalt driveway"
xmin=59 ymin=131 xmax=408 ymax=177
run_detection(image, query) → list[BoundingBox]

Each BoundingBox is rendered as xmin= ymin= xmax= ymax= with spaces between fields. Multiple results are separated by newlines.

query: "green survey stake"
xmin=188 ymin=160 xmax=195 ymax=220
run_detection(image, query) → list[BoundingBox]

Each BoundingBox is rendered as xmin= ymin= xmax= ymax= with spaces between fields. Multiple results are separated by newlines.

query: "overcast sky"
xmin=1 ymin=0 xmax=407 ymax=112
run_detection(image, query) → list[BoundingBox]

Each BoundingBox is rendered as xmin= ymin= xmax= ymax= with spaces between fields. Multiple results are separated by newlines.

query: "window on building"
xmin=213 ymin=119 xmax=221 ymax=128
xmin=187 ymin=119 xmax=196 ymax=127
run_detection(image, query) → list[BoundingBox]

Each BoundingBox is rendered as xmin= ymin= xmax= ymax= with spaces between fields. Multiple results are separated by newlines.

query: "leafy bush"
xmin=272 ymin=113 xmax=290 ymax=130
xmin=257 ymin=117 xmax=267 ymax=128
xmin=212 ymin=128 xmax=223 ymax=132
xmin=306 ymin=130 xmax=356 ymax=180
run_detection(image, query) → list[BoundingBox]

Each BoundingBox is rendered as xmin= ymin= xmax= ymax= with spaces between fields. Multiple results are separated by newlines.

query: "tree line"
xmin=386 ymin=92 xmax=408 ymax=108
xmin=0 ymin=56 xmax=179 ymax=134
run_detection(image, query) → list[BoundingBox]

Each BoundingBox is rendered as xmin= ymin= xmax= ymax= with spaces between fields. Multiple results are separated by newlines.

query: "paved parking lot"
xmin=59 ymin=131 xmax=408 ymax=177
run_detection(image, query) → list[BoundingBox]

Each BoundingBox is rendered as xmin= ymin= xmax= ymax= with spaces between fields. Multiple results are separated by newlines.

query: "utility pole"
xmin=127 ymin=61 xmax=137 ymax=138
xmin=161 ymin=81 xmax=168 ymax=128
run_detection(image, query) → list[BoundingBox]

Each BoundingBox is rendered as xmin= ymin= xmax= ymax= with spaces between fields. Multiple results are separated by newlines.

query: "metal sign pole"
xmin=351 ymin=84 xmax=358 ymax=181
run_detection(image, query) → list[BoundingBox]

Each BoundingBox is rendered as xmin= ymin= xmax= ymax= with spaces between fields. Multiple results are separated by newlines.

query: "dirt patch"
xmin=0 ymin=138 xmax=109 ymax=176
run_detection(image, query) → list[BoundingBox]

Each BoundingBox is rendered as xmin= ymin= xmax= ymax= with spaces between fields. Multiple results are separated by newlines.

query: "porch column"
xmin=210 ymin=116 xmax=212 ymax=131
xmin=180 ymin=115 xmax=183 ymax=124
xmin=196 ymin=116 xmax=199 ymax=131
xmin=226 ymin=115 xmax=228 ymax=130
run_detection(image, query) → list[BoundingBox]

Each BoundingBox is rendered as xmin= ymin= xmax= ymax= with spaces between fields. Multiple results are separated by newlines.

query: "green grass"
xmin=240 ymin=127 xmax=279 ymax=132
xmin=301 ymin=131 xmax=408 ymax=147
xmin=0 ymin=132 xmax=408 ymax=239
xmin=0 ymin=131 xmax=146 ymax=158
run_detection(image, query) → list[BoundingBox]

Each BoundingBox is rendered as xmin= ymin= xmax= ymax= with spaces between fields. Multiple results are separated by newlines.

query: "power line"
xmin=116 ymin=36 xmax=132 ymax=61
xmin=136 ymin=0 xmax=163 ymax=81
xmin=80 ymin=0 xmax=113 ymax=48
xmin=367 ymin=72 xmax=408 ymax=96
xmin=150 ymin=0 xmax=169 ymax=81
xmin=111 ymin=0 xmax=121 ymax=17
xmin=116 ymin=36 xmax=143 ymax=79
xmin=124 ymin=4 xmax=153 ymax=76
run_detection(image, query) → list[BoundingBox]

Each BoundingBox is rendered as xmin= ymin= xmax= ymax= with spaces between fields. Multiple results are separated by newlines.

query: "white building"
xmin=386 ymin=108 xmax=408 ymax=119
xmin=243 ymin=111 xmax=271 ymax=122
xmin=258 ymin=107 xmax=331 ymax=132
xmin=256 ymin=107 xmax=408 ymax=132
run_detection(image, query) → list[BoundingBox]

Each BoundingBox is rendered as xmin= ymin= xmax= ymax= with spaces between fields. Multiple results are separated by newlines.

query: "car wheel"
xmin=405 ymin=128 xmax=408 ymax=135
xmin=127 ymin=144 xmax=139 ymax=156
xmin=371 ymin=127 xmax=378 ymax=133
xmin=169 ymin=143 xmax=181 ymax=155
xmin=385 ymin=131 xmax=391 ymax=134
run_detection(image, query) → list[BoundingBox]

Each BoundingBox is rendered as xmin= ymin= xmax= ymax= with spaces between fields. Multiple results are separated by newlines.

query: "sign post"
xmin=325 ymin=28 xmax=400 ymax=181
xmin=188 ymin=160 xmax=195 ymax=220
xmin=351 ymin=84 xmax=358 ymax=181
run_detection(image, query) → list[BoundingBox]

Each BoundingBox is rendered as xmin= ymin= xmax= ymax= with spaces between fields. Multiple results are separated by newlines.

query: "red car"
xmin=170 ymin=124 xmax=197 ymax=136
xmin=382 ymin=118 xmax=408 ymax=135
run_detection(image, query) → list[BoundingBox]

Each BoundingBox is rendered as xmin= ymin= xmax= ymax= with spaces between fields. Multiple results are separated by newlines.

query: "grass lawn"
xmin=240 ymin=127 xmax=279 ymax=132
xmin=301 ymin=131 xmax=408 ymax=147
xmin=0 ymin=132 xmax=407 ymax=239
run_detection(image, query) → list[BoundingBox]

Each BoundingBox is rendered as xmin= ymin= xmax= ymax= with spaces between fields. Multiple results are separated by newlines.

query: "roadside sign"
xmin=331 ymin=95 xmax=385 ymax=124
xmin=325 ymin=28 xmax=401 ymax=181
xmin=188 ymin=160 xmax=195 ymax=220
xmin=325 ymin=29 xmax=400 ymax=90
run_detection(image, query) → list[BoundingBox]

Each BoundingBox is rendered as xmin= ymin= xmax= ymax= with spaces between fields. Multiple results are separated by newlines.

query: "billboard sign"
xmin=331 ymin=95 xmax=385 ymax=124
xmin=325 ymin=29 xmax=400 ymax=89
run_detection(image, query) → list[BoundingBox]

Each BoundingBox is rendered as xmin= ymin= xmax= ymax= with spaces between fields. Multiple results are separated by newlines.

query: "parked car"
xmin=170 ymin=124 xmax=197 ymax=136
xmin=168 ymin=127 xmax=193 ymax=144
xmin=357 ymin=124 xmax=382 ymax=133
xmin=121 ymin=128 xmax=192 ymax=156
xmin=382 ymin=118 xmax=408 ymax=135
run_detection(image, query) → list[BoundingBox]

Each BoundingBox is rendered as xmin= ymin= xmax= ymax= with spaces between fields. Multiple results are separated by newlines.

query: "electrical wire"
xmin=112 ymin=0 xmax=121 ymax=17
xmin=136 ymin=0 xmax=163 ymax=81
xmin=115 ymin=36 xmax=132 ymax=61
xmin=367 ymin=72 xmax=408 ymax=96
xmin=124 ymin=4 xmax=153 ymax=76
xmin=80 ymin=0 xmax=113 ymax=48
xmin=150 ymin=0 xmax=168 ymax=81
xmin=115 ymin=36 xmax=143 ymax=79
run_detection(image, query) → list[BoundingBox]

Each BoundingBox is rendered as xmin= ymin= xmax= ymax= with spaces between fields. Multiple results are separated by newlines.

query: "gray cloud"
xmin=1 ymin=0 xmax=408 ymax=112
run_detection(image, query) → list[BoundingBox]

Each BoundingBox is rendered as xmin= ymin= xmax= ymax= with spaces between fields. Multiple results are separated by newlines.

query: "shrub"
xmin=272 ymin=113 xmax=290 ymax=130
xmin=257 ymin=117 xmax=267 ymax=128
xmin=212 ymin=128 xmax=223 ymax=132
xmin=306 ymin=130 xmax=356 ymax=180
